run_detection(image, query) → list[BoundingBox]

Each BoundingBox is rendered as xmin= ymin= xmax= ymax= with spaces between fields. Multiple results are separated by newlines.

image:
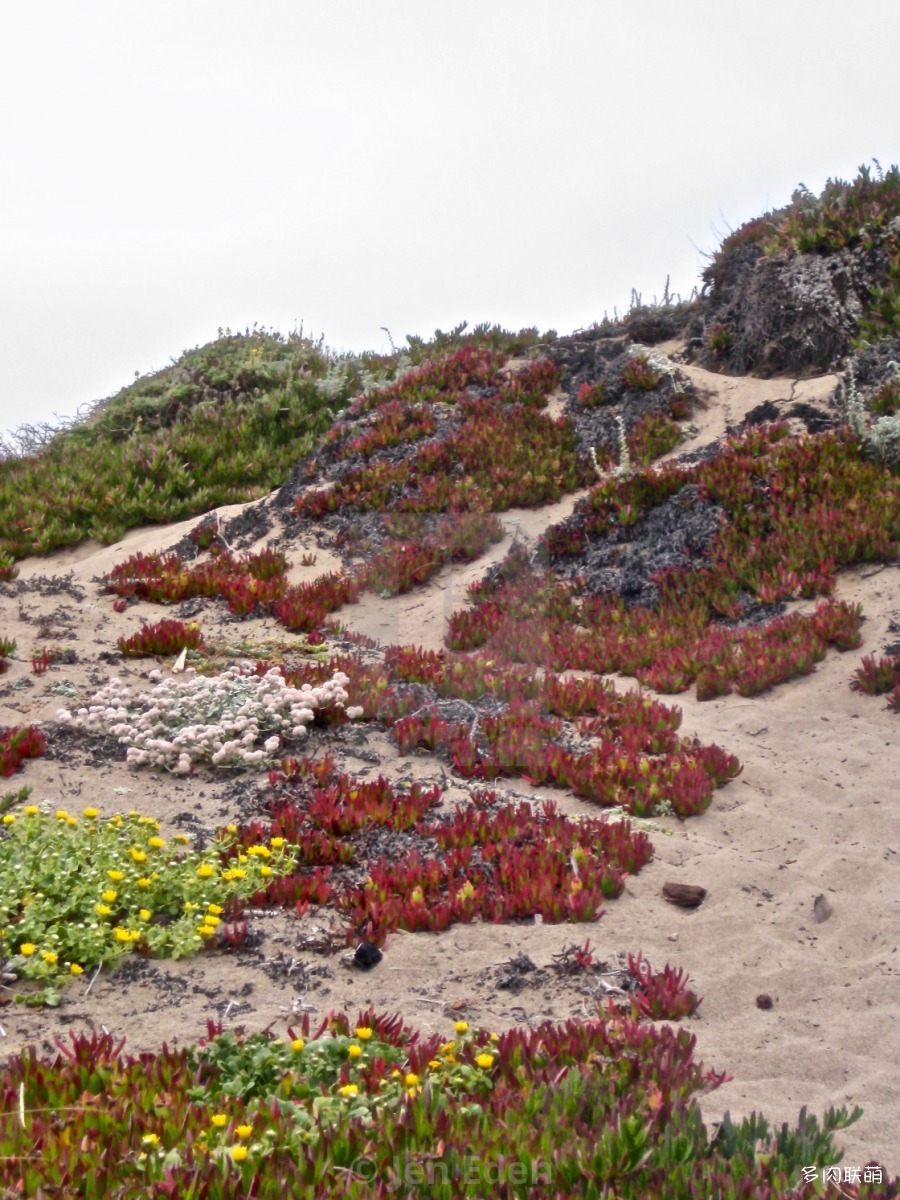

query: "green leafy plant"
xmin=0 ymin=1012 xmax=886 ymax=1197
xmin=0 ymin=808 xmax=295 ymax=1004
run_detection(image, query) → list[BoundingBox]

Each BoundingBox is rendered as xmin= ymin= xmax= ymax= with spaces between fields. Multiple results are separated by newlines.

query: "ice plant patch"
xmin=0 ymin=1012 xmax=886 ymax=1196
xmin=230 ymin=758 xmax=653 ymax=943
xmin=0 ymin=725 xmax=46 ymax=778
xmin=117 ymin=618 xmax=204 ymax=658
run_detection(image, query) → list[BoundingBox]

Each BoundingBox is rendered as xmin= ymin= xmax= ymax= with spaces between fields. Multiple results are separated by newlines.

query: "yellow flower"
xmin=2 ymin=815 xmax=15 ymax=825
xmin=230 ymin=1145 xmax=248 ymax=1162
xmin=475 ymin=1053 xmax=494 ymax=1069
xmin=142 ymin=1133 xmax=160 ymax=1146
xmin=439 ymin=1042 xmax=455 ymax=1055
xmin=130 ymin=848 xmax=147 ymax=863
xmin=67 ymin=817 xmax=77 ymax=827
xmin=270 ymin=837 xmax=284 ymax=848
xmin=148 ymin=836 xmax=165 ymax=849
xmin=136 ymin=877 xmax=151 ymax=888
xmin=25 ymin=805 xmax=39 ymax=816
xmin=102 ymin=889 xmax=117 ymax=903
xmin=404 ymin=1073 xmax=419 ymax=1087
xmin=355 ymin=1027 xmax=373 ymax=1040
xmin=83 ymin=807 xmax=100 ymax=818
xmin=69 ymin=963 xmax=84 ymax=975
xmin=115 ymin=928 xmax=139 ymax=943
xmin=207 ymin=903 xmax=224 ymax=915
xmin=56 ymin=810 xmax=68 ymax=820
xmin=95 ymin=904 xmax=112 ymax=917
xmin=348 ymin=1044 xmax=363 ymax=1060
xmin=454 ymin=1021 xmax=469 ymax=1034
xmin=291 ymin=1038 xmax=304 ymax=1053
xmin=174 ymin=834 xmax=190 ymax=844
xmin=19 ymin=943 xmax=35 ymax=956
xmin=108 ymin=870 xmax=124 ymax=882
xmin=139 ymin=909 xmax=152 ymax=922
xmin=407 ymin=1086 xmax=420 ymax=1098
xmin=259 ymin=866 xmax=272 ymax=877
xmin=199 ymin=924 xmax=217 ymax=937
xmin=226 ymin=824 xmax=237 ymax=834
xmin=231 ymin=868 xmax=247 ymax=880
xmin=338 ymin=1084 xmax=358 ymax=1097
xmin=211 ymin=1114 xmax=227 ymax=1128
xmin=197 ymin=863 xmax=215 ymax=879
xmin=42 ymin=951 xmax=58 ymax=965
xmin=489 ymin=1032 xmax=500 ymax=1042
xmin=236 ymin=1124 xmax=253 ymax=1139
xmin=428 ymin=1059 xmax=441 ymax=1069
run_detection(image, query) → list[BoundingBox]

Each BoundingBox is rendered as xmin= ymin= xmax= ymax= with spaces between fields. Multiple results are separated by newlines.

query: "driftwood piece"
xmin=662 ymin=882 xmax=707 ymax=908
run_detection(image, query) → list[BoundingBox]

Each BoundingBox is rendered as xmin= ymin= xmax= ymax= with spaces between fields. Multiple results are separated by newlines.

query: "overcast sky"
xmin=2 ymin=0 xmax=898 ymax=444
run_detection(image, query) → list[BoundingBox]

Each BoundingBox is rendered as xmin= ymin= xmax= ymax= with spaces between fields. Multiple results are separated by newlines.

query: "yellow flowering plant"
xmin=0 ymin=809 xmax=296 ymax=1005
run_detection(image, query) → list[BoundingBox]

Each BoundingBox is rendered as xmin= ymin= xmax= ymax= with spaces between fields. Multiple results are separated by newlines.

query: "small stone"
xmin=756 ymin=994 xmax=773 ymax=1010
xmin=352 ymin=941 xmax=383 ymax=970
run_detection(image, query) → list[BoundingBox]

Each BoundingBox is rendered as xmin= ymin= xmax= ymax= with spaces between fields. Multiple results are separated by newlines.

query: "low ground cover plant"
xmin=0 ymin=725 xmax=46 ymax=777
xmin=253 ymin=646 xmax=739 ymax=819
xmin=296 ymin=396 xmax=591 ymax=519
xmin=117 ymin=618 xmax=204 ymax=658
xmin=0 ymin=808 xmax=295 ymax=1005
xmin=0 ymin=326 xmax=408 ymax=562
xmin=56 ymin=666 xmax=363 ymax=773
xmin=105 ymin=512 xmax=505 ymax=636
xmin=0 ymin=636 xmax=14 ymax=674
xmin=850 ymin=651 xmax=900 ymax=714
xmin=445 ymin=423 xmax=893 ymax=702
xmin=230 ymin=759 xmax=652 ymax=942
xmin=706 ymin=162 xmax=900 ymax=271
xmin=0 ymin=1013 xmax=888 ymax=1197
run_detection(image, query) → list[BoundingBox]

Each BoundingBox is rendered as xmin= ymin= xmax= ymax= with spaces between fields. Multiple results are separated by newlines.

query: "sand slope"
xmin=0 ymin=356 xmax=896 ymax=1171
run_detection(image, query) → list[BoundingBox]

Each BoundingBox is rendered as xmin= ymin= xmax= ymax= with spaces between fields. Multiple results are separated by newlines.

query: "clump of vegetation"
xmin=705 ymin=321 xmax=731 ymax=356
xmin=0 ymin=326 xmax=392 ymax=562
xmin=117 ymin=618 xmax=204 ymax=658
xmin=850 ymin=652 xmax=900 ymax=713
xmin=0 ymin=1015 xmax=886 ymax=1197
xmin=621 ymin=350 xmax=662 ymax=392
xmin=844 ymin=363 xmax=900 ymax=470
xmin=56 ymin=666 xmax=363 ymax=773
xmin=0 ymin=636 xmax=15 ymax=674
xmin=0 ymin=807 xmax=295 ymax=1005
xmin=0 ymin=725 xmax=45 ymax=777
xmin=710 ymin=162 xmax=900 ymax=268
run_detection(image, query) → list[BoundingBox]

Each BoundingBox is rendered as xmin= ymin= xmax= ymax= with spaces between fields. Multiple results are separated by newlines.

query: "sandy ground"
xmin=0 ymin=355 xmax=897 ymax=1171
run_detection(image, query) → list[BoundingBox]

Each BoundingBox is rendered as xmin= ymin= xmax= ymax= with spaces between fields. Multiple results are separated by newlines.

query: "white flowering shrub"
xmin=57 ymin=666 xmax=364 ymax=773
xmin=844 ymin=362 xmax=900 ymax=469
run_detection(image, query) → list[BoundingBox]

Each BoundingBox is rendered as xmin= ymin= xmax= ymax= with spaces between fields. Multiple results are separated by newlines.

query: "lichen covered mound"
xmin=695 ymin=163 xmax=900 ymax=376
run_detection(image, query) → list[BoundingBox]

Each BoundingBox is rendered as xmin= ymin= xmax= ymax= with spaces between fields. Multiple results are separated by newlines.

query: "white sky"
xmin=2 ymin=0 xmax=898 ymax=443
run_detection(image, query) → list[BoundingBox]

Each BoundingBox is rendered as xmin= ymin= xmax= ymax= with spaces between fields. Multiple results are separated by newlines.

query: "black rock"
xmin=352 ymin=941 xmax=383 ymax=970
